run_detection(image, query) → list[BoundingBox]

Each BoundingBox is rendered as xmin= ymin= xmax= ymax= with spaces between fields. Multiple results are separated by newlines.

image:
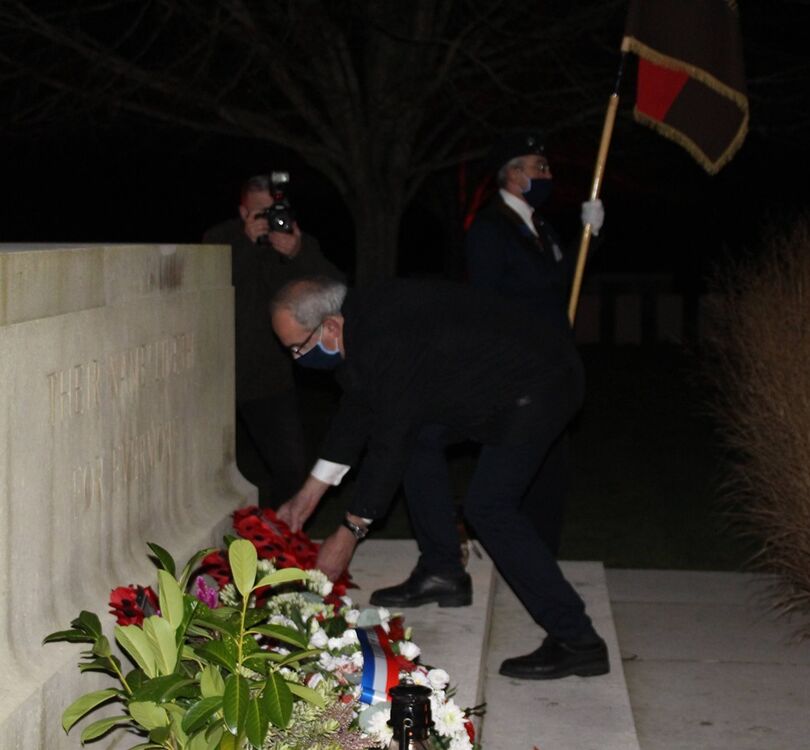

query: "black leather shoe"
xmin=499 ymin=635 xmax=610 ymax=680
xmin=369 ymin=567 xmax=472 ymax=608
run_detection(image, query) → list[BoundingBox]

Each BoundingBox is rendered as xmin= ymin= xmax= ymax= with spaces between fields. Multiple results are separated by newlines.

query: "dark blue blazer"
xmin=465 ymin=194 xmax=574 ymax=330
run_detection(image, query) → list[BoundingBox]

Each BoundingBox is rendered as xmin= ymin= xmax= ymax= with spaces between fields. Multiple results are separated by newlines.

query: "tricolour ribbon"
xmin=355 ymin=625 xmax=400 ymax=704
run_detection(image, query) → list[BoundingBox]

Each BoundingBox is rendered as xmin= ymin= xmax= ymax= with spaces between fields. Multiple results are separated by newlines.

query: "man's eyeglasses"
xmin=288 ymin=324 xmax=321 ymax=358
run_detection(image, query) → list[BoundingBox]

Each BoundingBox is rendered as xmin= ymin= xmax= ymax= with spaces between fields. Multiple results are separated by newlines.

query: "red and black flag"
xmin=622 ymin=0 xmax=749 ymax=174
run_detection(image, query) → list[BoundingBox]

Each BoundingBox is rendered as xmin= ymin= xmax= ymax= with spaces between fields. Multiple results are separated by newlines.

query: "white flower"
xmin=350 ymin=650 xmax=364 ymax=669
xmin=410 ymin=668 xmax=430 ymax=687
xmin=327 ymin=636 xmax=345 ymax=651
xmin=397 ymin=640 xmax=421 ymax=661
xmin=427 ymin=668 xmax=450 ymax=691
xmin=343 ymin=608 xmax=360 ymax=625
xmin=306 ymin=569 xmax=333 ymax=597
xmin=318 ymin=652 xmax=340 ymax=671
xmin=359 ymin=703 xmax=393 ymax=746
xmin=342 ymin=629 xmax=359 ymax=645
xmin=309 ymin=629 xmax=328 ymax=649
xmin=433 ymin=699 xmax=465 ymax=737
xmin=269 ymin=614 xmax=296 ymax=629
xmin=377 ymin=607 xmax=391 ymax=623
xmin=449 ymin=733 xmax=473 ymax=750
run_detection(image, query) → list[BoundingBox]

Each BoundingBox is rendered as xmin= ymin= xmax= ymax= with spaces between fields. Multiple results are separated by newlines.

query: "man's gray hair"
xmin=272 ymin=276 xmax=348 ymax=328
xmin=496 ymin=156 xmax=524 ymax=188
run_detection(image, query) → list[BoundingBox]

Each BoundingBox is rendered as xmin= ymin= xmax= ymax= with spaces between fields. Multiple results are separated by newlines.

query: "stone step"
xmin=349 ymin=540 xmax=640 ymax=749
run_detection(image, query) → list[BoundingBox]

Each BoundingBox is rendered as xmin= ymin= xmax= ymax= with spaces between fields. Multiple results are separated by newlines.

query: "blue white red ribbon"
xmin=355 ymin=625 xmax=400 ymax=704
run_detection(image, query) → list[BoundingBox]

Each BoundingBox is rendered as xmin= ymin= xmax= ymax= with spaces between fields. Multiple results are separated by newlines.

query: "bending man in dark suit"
xmin=271 ymin=276 xmax=609 ymax=681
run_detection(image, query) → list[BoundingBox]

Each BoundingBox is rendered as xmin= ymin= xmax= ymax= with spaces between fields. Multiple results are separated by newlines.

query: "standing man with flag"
xmin=465 ymin=131 xmax=604 ymax=555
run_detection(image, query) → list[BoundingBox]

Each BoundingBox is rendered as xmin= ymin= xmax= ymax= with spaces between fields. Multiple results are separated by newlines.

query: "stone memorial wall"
xmin=0 ymin=243 xmax=255 ymax=748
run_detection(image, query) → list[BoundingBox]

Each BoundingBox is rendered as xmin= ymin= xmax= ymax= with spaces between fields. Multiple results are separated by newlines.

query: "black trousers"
xmin=402 ymin=368 xmax=596 ymax=643
xmin=237 ymin=390 xmax=307 ymax=507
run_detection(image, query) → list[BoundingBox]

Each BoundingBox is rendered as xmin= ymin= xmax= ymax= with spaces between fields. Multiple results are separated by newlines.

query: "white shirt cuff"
xmin=311 ymin=458 xmax=351 ymax=486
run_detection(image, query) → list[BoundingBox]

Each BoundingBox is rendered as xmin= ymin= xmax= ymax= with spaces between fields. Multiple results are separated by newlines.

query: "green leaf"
xmin=178 ymin=547 xmax=217 ymax=590
xmin=79 ymin=714 xmax=130 ymax=742
xmin=196 ymin=639 xmax=238 ymax=673
xmin=190 ymin=610 xmax=240 ymax=639
xmin=275 ymin=648 xmax=323 ymax=668
xmin=75 ymin=610 xmax=104 ymax=639
xmin=61 ymin=689 xmax=120 ymax=732
xmin=200 ymin=665 xmax=226 ymax=698
xmin=157 ymin=570 xmax=185 ymax=630
xmin=115 ymin=624 xmax=157 ymax=678
xmin=181 ymin=696 xmax=224 ymax=734
xmin=43 ymin=628 xmax=93 ymax=644
xmin=131 ymin=674 xmax=197 ymax=703
xmin=253 ymin=567 xmax=308 ymax=590
xmin=148 ymin=541 xmax=176 ymax=576
xmin=129 ymin=701 xmax=170 ymax=731
xmin=228 ymin=539 xmax=257 ymax=598
xmin=187 ymin=729 xmax=214 ymax=750
xmin=246 ymin=624 xmax=308 ymax=649
xmin=219 ymin=731 xmax=239 ymax=750
xmin=142 ymin=616 xmax=179 ymax=674
xmin=205 ymin=724 xmax=225 ymax=749
xmin=129 ymin=744 xmax=164 ymax=749
xmin=222 ymin=674 xmax=249 ymax=735
xmin=78 ymin=656 xmax=119 ymax=676
xmin=245 ymin=697 xmax=269 ymax=748
xmin=286 ymin=681 xmax=327 ymax=708
xmin=261 ymin=672 xmax=293 ymax=729
xmin=92 ymin=634 xmax=113 ymax=658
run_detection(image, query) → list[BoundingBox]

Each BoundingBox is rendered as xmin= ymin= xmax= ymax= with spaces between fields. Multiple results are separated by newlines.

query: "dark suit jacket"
xmin=319 ymin=280 xmax=584 ymax=519
xmin=465 ymin=194 xmax=574 ymax=330
xmin=203 ymin=219 xmax=342 ymax=402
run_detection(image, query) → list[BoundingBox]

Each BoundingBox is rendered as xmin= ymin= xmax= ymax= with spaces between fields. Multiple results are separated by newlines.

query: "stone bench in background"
xmin=0 ymin=243 xmax=253 ymax=749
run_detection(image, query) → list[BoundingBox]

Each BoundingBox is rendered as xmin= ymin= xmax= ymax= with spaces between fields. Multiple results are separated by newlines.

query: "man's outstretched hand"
xmin=316 ymin=527 xmax=357 ymax=582
xmin=276 ymin=475 xmax=329 ymax=532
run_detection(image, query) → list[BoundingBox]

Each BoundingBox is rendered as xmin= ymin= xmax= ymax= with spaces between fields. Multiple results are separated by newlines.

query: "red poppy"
xmin=199 ymin=550 xmax=231 ymax=588
xmin=109 ymin=585 xmax=159 ymax=626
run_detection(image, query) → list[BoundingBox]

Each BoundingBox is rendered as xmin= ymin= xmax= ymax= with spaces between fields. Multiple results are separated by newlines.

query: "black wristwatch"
xmin=341 ymin=517 xmax=370 ymax=540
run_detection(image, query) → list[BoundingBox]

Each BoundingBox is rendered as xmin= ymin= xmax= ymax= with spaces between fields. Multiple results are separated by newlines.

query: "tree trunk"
xmin=349 ymin=189 xmax=406 ymax=287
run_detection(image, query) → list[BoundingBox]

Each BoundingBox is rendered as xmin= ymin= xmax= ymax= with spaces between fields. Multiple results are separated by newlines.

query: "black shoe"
xmin=499 ymin=635 xmax=610 ymax=680
xmin=369 ymin=567 xmax=472 ymax=608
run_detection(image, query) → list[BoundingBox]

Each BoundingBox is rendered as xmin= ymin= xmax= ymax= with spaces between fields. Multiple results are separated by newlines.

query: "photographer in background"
xmin=204 ymin=174 xmax=343 ymax=507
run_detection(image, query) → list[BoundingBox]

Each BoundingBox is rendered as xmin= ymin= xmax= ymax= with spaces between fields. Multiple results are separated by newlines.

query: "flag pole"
xmin=568 ymin=53 xmax=627 ymax=325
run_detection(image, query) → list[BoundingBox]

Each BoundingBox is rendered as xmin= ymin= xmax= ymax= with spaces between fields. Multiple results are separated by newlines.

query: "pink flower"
xmin=193 ymin=575 xmax=219 ymax=609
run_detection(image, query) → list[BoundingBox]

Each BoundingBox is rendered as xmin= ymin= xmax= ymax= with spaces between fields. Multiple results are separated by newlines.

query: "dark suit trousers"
xmin=402 ymin=386 xmax=595 ymax=643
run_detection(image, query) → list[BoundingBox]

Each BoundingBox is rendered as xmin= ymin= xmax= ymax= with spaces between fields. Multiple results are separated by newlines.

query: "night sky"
xmin=2 ymin=2 xmax=808 ymax=290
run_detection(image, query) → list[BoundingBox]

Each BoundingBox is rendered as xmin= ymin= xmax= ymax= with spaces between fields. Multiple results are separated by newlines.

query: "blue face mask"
xmin=523 ymin=178 xmax=553 ymax=208
xmin=295 ymin=329 xmax=342 ymax=370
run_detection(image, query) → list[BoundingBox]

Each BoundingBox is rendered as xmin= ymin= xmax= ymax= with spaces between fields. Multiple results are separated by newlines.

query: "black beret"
xmin=487 ymin=130 xmax=546 ymax=172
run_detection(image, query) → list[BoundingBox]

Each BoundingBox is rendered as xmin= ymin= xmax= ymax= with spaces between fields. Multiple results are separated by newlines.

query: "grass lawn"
xmin=253 ymin=343 xmax=755 ymax=571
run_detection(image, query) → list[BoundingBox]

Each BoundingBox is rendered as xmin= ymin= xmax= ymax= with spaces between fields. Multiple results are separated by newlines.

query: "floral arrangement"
xmin=46 ymin=507 xmax=480 ymax=750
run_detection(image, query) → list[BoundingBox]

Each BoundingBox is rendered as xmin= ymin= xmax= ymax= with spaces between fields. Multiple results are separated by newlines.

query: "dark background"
xmin=2 ymin=1 xmax=809 ymax=569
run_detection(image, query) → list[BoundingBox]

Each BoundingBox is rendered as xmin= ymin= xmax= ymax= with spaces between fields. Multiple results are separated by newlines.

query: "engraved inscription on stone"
xmin=47 ymin=332 xmax=195 ymax=424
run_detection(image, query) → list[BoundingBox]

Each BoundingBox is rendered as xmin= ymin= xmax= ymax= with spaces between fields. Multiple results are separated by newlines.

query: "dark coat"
xmin=319 ymin=280 xmax=584 ymax=519
xmin=465 ymin=194 xmax=574 ymax=330
xmin=203 ymin=219 xmax=343 ymax=402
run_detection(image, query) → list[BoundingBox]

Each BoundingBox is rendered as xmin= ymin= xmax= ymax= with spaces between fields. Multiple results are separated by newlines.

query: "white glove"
xmin=581 ymin=199 xmax=605 ymax=236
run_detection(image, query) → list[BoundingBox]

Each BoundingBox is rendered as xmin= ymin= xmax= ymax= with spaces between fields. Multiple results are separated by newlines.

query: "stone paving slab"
xmin=606 ymin=569 xmax=775 ymax=606
xmin=622 ymin=660 xmax=810 ymax=750
xmin=480 ymin=562 xmax=641 ymax=750
xmin=348 ymin=539 xmax=495 ymax=714
xmin=607 ymin=569 xmax=810 ymax=750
